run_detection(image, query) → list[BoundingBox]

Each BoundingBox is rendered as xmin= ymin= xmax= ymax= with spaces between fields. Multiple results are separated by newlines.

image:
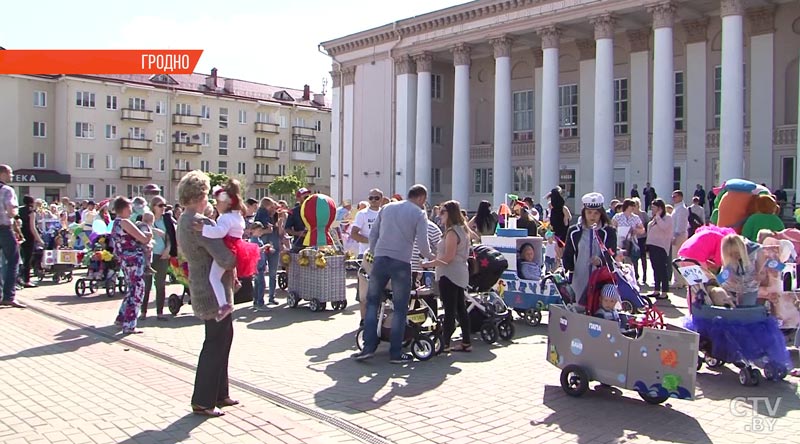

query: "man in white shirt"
xmin=350 ymin=189 xmax=382 ymax=256
xmin=671 ymin=190 xmax=690 ymax=289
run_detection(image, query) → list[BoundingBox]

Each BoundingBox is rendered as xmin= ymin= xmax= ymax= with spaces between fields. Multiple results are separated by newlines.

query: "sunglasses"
xmin=155 ymin=203 xmax=165 ymax=208
xmin=368 ymin=196 xmax=381 ymax=201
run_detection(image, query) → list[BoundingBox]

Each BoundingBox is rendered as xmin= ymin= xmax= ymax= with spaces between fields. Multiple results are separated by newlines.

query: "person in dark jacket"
xmin=563 ymin=192 xmax=617 ymax=302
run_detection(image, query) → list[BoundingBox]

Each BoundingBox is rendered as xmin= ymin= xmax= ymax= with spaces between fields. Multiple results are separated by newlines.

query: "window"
xmin=559 ymin=169 xmax=576 ymax=199
xmin=512 ymin=166 xmax=533 ymax=193
xmin=431 ymin=126 xmax=442 ymax=145
xmin=316 ymin=120 xmax=322 ymax=131
xmin=256 ymin=112 xmax=270 ymax=123
xmin=106 ymin=95 xmax=117 ymax=110
xmin=279 ymin=115 xmax=287 ymax=128
xmin=33 ymin=91 xmax=46 ymax=107
xmin=295 ymin=117 xmax=306 ymax=128
xmin=158 ymin=158 xmax=166 ymax=172
xmin=255 ymin=188 xmax=269 ymax=199
xmin=673 ymin=166 xmax=682 ymax=193
xmin=105 ymin=124 xmax=117 ymax=140
xmin=279 ymin=140 xmax=287 ymax=151
xmin=293 ymin=139 xmax=315 ymax=152
xmin=155 ymin=129 xmax=165 ymax=144
xmin=155 ymin=101 xmax=165 ymax=115
xmin=105 ymin=184 xmax=116 ymax=198
xmin=614 ymin=168 xmax=626 ymax=200
xmin=613 ymin=78 xmax=628 ymax=135
xmin=219 ymin=107 xmax=228 ymax=128
xmin=219 ymin=135 xmax=228 ymax=155
xmin=278 ymin=164 xmax=286 ymax=176
xmin=105 ymin=155 xmax=116 ymax=170
xmin=201 ymin=105 xmax=210 ymax=119
xmin=75 ymin=153 xmax=95 ymax=169
xmin=714 ymin=66 xmax=722 ymax=129
xmin=129 ymin=127 xmax=146 ymax=140
xmin=200 ymin=160 xmax=210 ymax=172
xmin=781 ymin=157 xmax=795 ymax=190
xmin=314 ymin=167 xmax=321 ymax=178
xmin=512 ymin=90 xmax=534 ymax=141
xmin=431 ymin=168 xmax=441 ymax=193
xmin=474 ymin=168 xmax=493 ymax=194
xmin=175 ymin=103 xmax=192 ymax=116
xmin=129 ymin=97 xmax=146 ymax=111
xmin=76 ymin=91 xmax=95 ymax=108
xmin=33 ymin=122 xmax=46 ymax=138
xmin=559 ymin=84 xmax=579 ymax=137
xmin=238 ymin=110 xmax=247 ymax=124
xmin=218 ymin=161 xmax=228 ymax=175
xmin=76 ymin=184 xmax=95 ymax=199
xmin=674 ymin=71 xmax=685 ymax=131
xmin=315 ymin=143 xmax=321 ymax=154
xmin=237 ymin=162 xmax=247 ymax=175
xmin=201 ymin=132 xmax=210 ymax=146
xmin=175 ymin=159 xmax=191 ymax=170
xmin=33 ymin=152 xmax=46 ymax=169
xmin=74 ymin=122 xmax=94 ymax=139
xmin=431 ymin=74 xmax=442 ymax=100
xmin=176 ymin=131 xmax=190 ymax=143
xmin=127 ymin=184 xmax=144 ymax=197
xmin=256 ymin=137 xmax=270 ymax=149
xmin=256 ymin=164 xmax=270 ymax=175
xmin=129 ymin=156 xmax=145 ymax=168
xmin=238 ymin=136 xmax=247 ymax=149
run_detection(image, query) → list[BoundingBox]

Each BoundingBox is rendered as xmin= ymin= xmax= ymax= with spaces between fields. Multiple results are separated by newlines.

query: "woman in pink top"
xmin=645 ymin=199 xmax=673 ymax=300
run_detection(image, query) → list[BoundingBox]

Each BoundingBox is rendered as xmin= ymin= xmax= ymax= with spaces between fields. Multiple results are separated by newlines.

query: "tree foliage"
xmin=207 ymin=172 xmax=230 ymax=191
xmin=269 ymin=175 xmax=305 ymax=197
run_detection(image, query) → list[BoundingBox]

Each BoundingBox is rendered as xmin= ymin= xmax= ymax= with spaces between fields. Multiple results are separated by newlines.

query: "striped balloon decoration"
xmin=300 ymin=194 xmax=336 ymax=247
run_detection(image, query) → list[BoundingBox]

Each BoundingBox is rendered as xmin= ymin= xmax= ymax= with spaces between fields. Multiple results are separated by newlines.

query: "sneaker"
xmin=253 ymin=305 xmax=269 ymax=312
xmin=23 ymin=282 xmax=37 ymax=288
xmin=351 ymin=350 xmax=375 ymax=361
xmin=216 ymin=304 xmax=234 ymax=321
xmin=267 ymin=300 xmax=279 ymax=306
xmin=389 ymin=353 xmax=414 ymax=364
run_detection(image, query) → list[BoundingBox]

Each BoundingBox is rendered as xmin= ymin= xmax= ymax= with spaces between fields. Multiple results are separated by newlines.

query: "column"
xmin=533 ymin=49 xmax=544 ymax=202
xmin=592 ymin=15 xmax=616 ymax=201
xmin=452 ymin=44 xmax=471 ymax=205
xmin=342 ymin=67 xmax=355 ymax=201
xmin=650 ymin=2 xmax=676 ymax=196
xmin=394 ymin=55 xmax=417 ymax=192
xmin=796 ymin=45 xmax=800 ymax=202
xmin=577 ymin=39 xmax=596 ymax=202
xmin=627 ymin=29 xmax=650 ymax=192
xmin=684 ymin=19 xmax=709 ymax=191
xmin=748 ymin=7 xmax=775 ymax=186
xmin=720 ymin=0 xmax=745 ymax=181
xmin=538 ymin=26 xmax=561 ymax=198
xmin=491 ymin=35 xmax=513 ymax=206
xmin=414 ymin=52 xmax=433 ymax=191
xmin=330 ymin=69 xmax=342 ymax=202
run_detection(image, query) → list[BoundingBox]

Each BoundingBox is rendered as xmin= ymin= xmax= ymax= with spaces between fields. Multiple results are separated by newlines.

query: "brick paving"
xmin=7 ymin=270 xmax=800 ymax=443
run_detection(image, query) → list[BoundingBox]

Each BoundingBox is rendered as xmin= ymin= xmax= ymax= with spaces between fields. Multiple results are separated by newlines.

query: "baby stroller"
xmin=34 ymin=224 xmax=76 ymax=284
xmin=673 ymin=257 xmax=792 ymax=385
xmin=167 ymin=256 xmax=191 ymax=315
xmin=355 ymin=259 xmax=443 ymax=361
xmin=74 ymin=248 xmax=125 ymax=297
xmin=465 ymin=244 xmax=515 ymax=344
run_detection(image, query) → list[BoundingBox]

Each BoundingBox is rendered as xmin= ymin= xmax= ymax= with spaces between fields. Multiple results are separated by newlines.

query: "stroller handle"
xmin=671 ymin=257 xmax=702 ymax=272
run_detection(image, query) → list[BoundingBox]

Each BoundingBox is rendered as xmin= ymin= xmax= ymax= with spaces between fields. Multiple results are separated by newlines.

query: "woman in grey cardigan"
xmin=175 ymin=170 xmax=238 ymax=417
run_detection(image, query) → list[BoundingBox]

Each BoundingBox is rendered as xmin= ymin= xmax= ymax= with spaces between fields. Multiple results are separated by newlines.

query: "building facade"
xmin=0 ymin=71 xmax=331 ymax=203
xmin=322 ymin=0 xmax=800 ymax=211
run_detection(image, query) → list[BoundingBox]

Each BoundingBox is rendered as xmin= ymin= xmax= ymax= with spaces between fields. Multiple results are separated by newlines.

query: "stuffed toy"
xmin=711 ymin=179 xmax=771 ymax=234
xmin=708 ymin=287 xmax=736 ymax=308
xmin=756 ymin=244 xmax=783 ymax=303
xmin=770 ymin=228 xmax=800 ymax=259
xmin=741 ymin=194 xmax=785 ymax=242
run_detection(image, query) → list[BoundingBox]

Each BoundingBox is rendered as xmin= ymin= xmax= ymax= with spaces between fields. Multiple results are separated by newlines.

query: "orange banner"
xmin=0 ymin=50 xmax=203 ymax=74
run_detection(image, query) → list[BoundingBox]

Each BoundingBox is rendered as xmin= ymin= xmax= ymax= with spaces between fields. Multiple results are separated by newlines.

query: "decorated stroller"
xmin=33 ymin=222 xmax=78 ymax=284
xmin=167 ymin=255 xmax=191 ymax=315
xmin=74 ymin=233 xmax=126 ymax=297
xmin=673 ymin=257 xmax=792 ymax=385
xmin=465 ymin=244 xmax=515 ymax=344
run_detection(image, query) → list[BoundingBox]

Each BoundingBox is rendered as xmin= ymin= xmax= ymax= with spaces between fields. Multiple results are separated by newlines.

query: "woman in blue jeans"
xmin=254 ymin=197 xmax=284 ymax=305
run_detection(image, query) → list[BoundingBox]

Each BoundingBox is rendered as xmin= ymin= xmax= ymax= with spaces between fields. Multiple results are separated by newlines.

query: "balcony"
xmin=292 ymin=126 xmax=316 ymax=139
xmin=120 ymin=138 xmax=153 ymax=151
xmin=255 ymin=122 xmax=280 ymax=134
xmin=306 ymin=176 xmax=317 ymax=186
xmin=121 ymin=108 xmax=153 ymax=122
xmin=291 ymin=150 xmax=317 ymax=162
xmin=120 ymin=167 xmax=152 ymax=180
xmin=172 ymin=142 xmax=202 ymax=155
xmin=254 ymin=148 xmax=280 ymax=159
xmin=172 ymin=114 xmax=202 ymax=126
xmin=171 ymin=169 xmax=189 ymax=181
xmin=253 ymin=174 xmax=274 ymax=184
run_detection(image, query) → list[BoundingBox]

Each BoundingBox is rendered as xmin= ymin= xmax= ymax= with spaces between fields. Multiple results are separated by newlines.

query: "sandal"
xmin=192 ymin=405 xmax=225 ymax=417
xmin=452 ymin=343 xmax=472 ymax=352
xmin=216 ymin=398 xmax=240 ymax=408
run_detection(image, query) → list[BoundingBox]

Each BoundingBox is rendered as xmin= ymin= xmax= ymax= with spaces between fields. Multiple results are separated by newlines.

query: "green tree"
xmin=207 ymin=172 xmax=230 ymax=190
xmin=269 ymin=175 xmax=304 ymax=198
xmin=291 ymin=165 xmax=308 ymax=187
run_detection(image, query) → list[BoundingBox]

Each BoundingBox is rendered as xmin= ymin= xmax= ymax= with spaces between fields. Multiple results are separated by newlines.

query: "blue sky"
xmin=1 ymin=0 xmax=467 ymax=91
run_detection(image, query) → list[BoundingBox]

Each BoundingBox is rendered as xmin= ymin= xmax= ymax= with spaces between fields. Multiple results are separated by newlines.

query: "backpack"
xmin=688 ymin=210 xmax=703 ymax=236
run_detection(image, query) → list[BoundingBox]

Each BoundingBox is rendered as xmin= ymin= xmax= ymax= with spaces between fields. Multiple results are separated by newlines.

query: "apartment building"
xmin=0 ymin=70 xmax=331 ymax=203
xmin=322 ymin=0 xmax=800 ymax=210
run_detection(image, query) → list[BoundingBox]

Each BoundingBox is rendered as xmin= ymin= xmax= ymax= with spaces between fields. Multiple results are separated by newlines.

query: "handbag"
xmin=624 ymin=231 xmax=641 ymax=261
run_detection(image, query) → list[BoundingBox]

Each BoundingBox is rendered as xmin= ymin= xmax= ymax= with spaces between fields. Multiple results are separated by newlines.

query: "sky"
xmin=1 ymin=0 xmax=468 ymax=92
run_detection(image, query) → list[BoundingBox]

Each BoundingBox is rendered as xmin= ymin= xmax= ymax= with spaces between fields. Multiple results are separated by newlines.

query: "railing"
xmin=121 ymin=108 xmax=153 ymax=121
xmin=172 ymin=142 xmax=202 ymax=154
xmin=120 ymin=167 xmax=152 ymax=179
xmin=253 ymin=174 xmax=273 ymax=184
xmin=254 ymin=122 xmax=280 ymax=134
xmin=254 ymin=148 xmax=280 ymax=159
xmin=171 ymin=169 xmax=189 ymax=181
xmin=774 ymin=125 xmax=797 ymax=146
xmin=292 ymin=126 xmax=316 ymax=138
xmin=120 ymin=138 xmax=153 ymax=151
xmin=291 ymin=151 xmax=317 ymax=162
xmin=172 ymin=114 xmax=202 ymax=126
xmin=706 ymin=128 xmax=751 ymax=148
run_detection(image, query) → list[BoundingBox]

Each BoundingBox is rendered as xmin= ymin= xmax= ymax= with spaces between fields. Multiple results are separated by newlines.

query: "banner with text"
xmin=0 ymin=50 xmax=203 ymax=74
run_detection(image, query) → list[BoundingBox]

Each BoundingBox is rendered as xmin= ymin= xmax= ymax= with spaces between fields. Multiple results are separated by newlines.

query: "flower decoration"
xmin=281 ymin=252 xmax=292 ymax=266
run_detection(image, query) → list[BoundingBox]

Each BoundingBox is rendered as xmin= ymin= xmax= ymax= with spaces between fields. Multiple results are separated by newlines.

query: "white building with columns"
xmin=322 ymin=0 xmax=800 ymax=211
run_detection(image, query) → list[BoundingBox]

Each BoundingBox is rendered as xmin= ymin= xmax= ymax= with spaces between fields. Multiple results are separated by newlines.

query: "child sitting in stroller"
xmin=719 ymin=234 xmax=759 ymax=307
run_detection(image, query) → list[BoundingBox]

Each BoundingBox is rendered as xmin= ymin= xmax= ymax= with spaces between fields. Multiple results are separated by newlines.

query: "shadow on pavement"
xmin=245 ymin=304 xmax=356 ymax=331
xmin=0 ymin=327 xmax=116 ymax=361
xmin=306 ymin=329 xmax=359 ymax=363
xmin=534 ymin=385 xmax=712 ymax=444
xmin=695 ymin=366 xmax=800 ymax=418
xmin=117 ymin=413 xmax=209 ymax=443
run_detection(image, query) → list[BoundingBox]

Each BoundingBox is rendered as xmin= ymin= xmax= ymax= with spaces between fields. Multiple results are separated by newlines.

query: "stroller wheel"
xmin=75 ymin=279 xmax=86 ymax=297
xmin=52 ymin=272 xmax=61 ymax=284
xmin=287 ymin=291 xmax=300 ymax=309
xmin=277 ymin=271 xmax=288 ymax=290
xmin=411 ymin=336 xmax=434 ymax=361
xmin=498 ymin=319 xmax=515 ymax=341
xmin=168 ymin=294 xmax=182 ymax=316
xmin=620 ymin=300 xmax=634 ymax=313
xmin=480 ymin=323 xmax=499 ymax=344
xmin=639 ymin=389 xmax=671 ymax=405
xmin=739 ymin=367 xmax=761 ymax=386
xmin=355 ymin=327 xmax=366 ymax=351
xmin=560 ymin=365 xmax=589 ymax=397
xmin=105 ymin=281 xmax=116 ymax=297
xmin=704 ymin=355 xmax=725 ymax=369
xmin=764 ymin=364 xmax=787 ymax=381
xmin=429 ymin=333 xmax=443 ymax=355
xmin=523 ymin=309 xmax=543 ymax=327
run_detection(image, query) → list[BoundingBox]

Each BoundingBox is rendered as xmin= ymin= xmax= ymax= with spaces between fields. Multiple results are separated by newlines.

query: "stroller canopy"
xmin=469 ymin=244 xmax=508 ymax=292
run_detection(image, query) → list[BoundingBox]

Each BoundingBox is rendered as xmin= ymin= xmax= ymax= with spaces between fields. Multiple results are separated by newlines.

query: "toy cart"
xmin=36 ymin=249 xmax=79 ymax=284
xmin=547 ymin=304 xmax=699 ymax=405
xmin=286 ymin=252 xmax=346 ymax=311
xmin=500 ymin=272 xmax=562 ymax=326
